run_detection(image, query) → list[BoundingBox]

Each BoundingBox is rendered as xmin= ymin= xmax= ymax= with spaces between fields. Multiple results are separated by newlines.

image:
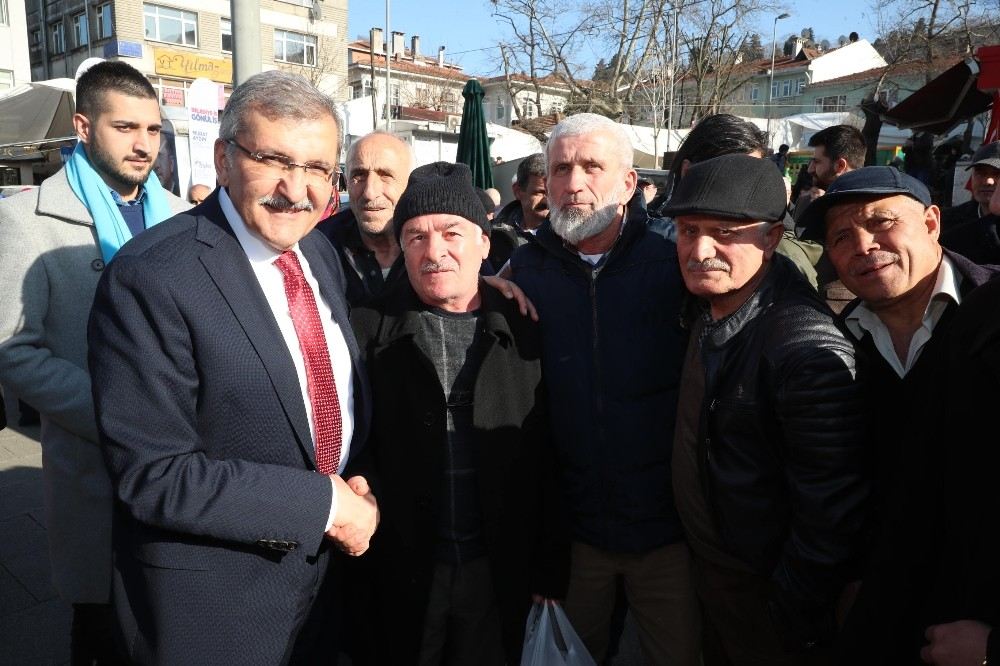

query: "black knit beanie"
xmin=393 ymin=161 xmax=491 ymax=241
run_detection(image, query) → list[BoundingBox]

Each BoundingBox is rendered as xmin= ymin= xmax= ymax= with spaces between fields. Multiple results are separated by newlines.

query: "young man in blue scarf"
xmin=0 ymin=60 xmax=188 ymax=664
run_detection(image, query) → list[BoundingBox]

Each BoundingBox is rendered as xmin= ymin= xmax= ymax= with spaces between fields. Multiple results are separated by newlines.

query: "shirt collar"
xmin=219 ymin=186 xmax=300 ymax=266
xmin=845 ymin=253 xmax=963 ymax=341
xmin=110 ymin=184 xmax=146 ymax=207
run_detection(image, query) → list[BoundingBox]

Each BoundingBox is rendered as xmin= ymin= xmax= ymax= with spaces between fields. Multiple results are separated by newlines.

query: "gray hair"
xmin=345 ymin=131 xmax=415 ymax=172
xmin=515 ymin=153 xmax=546 ymax=187
xmin=545 ymin=113 xmax=634 ymax=172
xmin=219 ymin=70 xmax=342 ymax=162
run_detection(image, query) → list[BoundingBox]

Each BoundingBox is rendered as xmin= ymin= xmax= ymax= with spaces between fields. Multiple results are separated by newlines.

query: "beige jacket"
xmin=0 ymin=168 xmax=189 ymax=602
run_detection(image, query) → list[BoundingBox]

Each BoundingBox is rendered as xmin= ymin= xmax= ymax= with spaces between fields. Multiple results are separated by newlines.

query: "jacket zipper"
xmin=589 ymin=265 xmax=603 ymax=418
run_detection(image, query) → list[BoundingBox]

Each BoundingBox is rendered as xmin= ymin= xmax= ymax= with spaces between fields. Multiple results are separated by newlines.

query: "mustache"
xmin=359 ymin=199 xmax=386 ymax=211
xmin=420 ymin=261 xmax=457 ymax=274
xmin=258 ymin=194 xmax=313 ymax=212
xmin=686 ymin=258 xmax=732 ymax=272
xmin=849 ymin=251 xmax=900 ymax=276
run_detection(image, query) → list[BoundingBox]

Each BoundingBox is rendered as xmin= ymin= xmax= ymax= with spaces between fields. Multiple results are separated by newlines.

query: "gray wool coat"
xmin=0 ymin=167 xmax=190 ymax=603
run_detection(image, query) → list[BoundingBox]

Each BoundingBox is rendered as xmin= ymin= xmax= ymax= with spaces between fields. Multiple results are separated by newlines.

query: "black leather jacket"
xmin=689 ymin=255 xmax=869 ymax=631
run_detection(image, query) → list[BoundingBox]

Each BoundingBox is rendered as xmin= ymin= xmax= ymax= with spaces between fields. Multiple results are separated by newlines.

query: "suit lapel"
xmin=196 ymin=206 xmax=317 ymax=467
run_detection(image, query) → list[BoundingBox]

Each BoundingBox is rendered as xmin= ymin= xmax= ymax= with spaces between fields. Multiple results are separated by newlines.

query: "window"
xmin=0 ymin=0 xmax=8 ymax=26
xmin=157 ymin=81 xmax=186 ymax=106
xmin=441 ymin=91 xmax=458 ymax=113
xmin=815 ymin=95 xmax=847 ymax=112
xmin=220 ymin=18 xmax=232 ymax=53
xmin=496 ymin=97 xmax=505 ymax=120
xmin=96 ymin=2 xmax=113 ymax=39
xmin=877 ymin=88 xmax=898 ymax=108
xmin=73 ymin=13 xmax=89 ymax=47
xmin=350 ymin=80 xmax=372 ymax=99
xmin=273 ymin=29 xmax=316 ymax=66
xmin=391 ymin=84 xmax=400 ymax=107
xmin=144 ymin=4 xmax=198 ymax=47
xmin=796 ymin=77 xmax=807 ymax=96
xmin=781 ymin=79 xmax=792 ymax=98
xmin=0 ymin=70 xmax=13 ymax=92
xmin=30 ymin=29 xmax=41 ymax=46
xmin=770 ymin=80 xmax=779 ymax=100
xmin=51 ymin=23 xmax=65 ymax=54
xmin=750 ymin=85 xmax=759 ymax=102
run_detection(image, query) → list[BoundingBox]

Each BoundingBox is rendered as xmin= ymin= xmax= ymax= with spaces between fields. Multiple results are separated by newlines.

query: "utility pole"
xmin=766 ymin=13 xmax=790 ymax=143
xmin=385 ymin=0 xmax=392 ymax=131
xmin=666 ymin=5 xmax=679 ymax=151
xmin=232 ymin=0 xmax=261 ymax=87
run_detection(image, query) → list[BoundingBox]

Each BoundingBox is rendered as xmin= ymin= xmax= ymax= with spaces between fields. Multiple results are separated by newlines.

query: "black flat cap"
xmin=661 ymin=154 xmax=786 ymax=223
xmin=798 ymin=166 xmax=931 ymax=242
xmin=966 ymin=141 xmax=1000 ymax=171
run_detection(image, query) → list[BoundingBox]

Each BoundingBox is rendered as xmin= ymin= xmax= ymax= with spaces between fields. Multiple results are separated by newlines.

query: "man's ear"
xmin=763 ymin=221 xmax=784 ymax=258
xmin=213 ymin=139 xmax=230 ymax=187
xmin=512 ymin=182 xmax=523 ymax=198
xmin=72 ymin=113 xmax=91 ymax=143
xmin=835 ymin=157 xmax=850 ymax=177
xmin=925 ymin=204 xmax=942 ymax=239
xmin=621 ymin=169 xmax=638 ymax=205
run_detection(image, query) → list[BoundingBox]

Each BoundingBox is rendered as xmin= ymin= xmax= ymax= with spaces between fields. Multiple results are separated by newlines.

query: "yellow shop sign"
xmin=154 ymin=48 xmax=232 ymax=84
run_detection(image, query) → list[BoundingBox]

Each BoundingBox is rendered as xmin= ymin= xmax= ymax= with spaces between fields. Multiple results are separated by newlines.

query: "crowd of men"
xmin=0 ymin=59 xmax=998 ymax=666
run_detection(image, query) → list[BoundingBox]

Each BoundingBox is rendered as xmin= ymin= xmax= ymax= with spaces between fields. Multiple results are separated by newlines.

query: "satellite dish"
xmin=75 ymin=57 xmax=106 ymax=80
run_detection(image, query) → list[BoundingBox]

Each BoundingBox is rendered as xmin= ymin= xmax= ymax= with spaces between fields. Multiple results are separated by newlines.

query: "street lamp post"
xmin=385 ymin=0 xmax=392 ymax=131
xmin=766 ymin=12 xmax=791 ymax=144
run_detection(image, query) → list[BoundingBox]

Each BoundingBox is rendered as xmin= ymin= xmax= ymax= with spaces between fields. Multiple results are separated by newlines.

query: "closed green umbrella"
xmin=455 ymin=79 xmax=494 ymax=189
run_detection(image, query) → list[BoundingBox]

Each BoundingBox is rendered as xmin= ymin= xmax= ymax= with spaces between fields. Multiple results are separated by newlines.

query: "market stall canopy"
xmin=880 ymin=57 xmax=993 ymax=135
xmin=0 ymin=80 xmax=77 ymax=159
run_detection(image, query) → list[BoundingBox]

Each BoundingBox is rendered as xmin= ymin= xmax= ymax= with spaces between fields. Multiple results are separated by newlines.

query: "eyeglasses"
xmin=226 ymin=139 xmax=340 ymax=186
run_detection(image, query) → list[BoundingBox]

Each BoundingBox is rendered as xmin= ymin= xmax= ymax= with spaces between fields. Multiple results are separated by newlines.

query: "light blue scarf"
xmin=65 ymin=142 xmax=174 ymax=262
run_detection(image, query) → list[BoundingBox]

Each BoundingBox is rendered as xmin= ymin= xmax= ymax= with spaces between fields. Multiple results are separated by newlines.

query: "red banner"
xmin=985 ymin=92 xmax=1000 ymax=144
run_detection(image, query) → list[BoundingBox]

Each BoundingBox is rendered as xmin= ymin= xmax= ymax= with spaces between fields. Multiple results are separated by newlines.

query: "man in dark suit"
xmin=88 ymin=70 xmax=375 ymax=664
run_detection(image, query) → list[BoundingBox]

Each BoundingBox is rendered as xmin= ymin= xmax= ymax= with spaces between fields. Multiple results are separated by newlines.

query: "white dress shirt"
xmin=845 ymin=254 xmax=962 ymax=378
xmin=220 ymin=188 xmax=354 ymax=528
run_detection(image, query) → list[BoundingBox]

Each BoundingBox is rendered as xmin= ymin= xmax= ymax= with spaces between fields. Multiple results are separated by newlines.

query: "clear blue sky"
xmin=347 ymin=1 xmax=878 ymax=78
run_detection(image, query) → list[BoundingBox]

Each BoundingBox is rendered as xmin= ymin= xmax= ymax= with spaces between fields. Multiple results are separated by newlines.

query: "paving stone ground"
xmin=0 ymin=393 xmax=647 ymax=666
xmin=0 ymin=395 xmax=71 ymax=666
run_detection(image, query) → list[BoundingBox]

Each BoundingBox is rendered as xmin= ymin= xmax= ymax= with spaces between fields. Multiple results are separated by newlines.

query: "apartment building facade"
xmin=26 ymin=0 xmax=348 ymax=106
xmin=1 ymin=0 xmax=32 ymax=91
xmin=346 ymin=28 xmax=468 ymax=120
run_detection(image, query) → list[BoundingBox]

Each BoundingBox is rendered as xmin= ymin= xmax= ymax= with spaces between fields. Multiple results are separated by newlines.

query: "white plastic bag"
xmin=520 ymin=601 xmax=597 ymax=666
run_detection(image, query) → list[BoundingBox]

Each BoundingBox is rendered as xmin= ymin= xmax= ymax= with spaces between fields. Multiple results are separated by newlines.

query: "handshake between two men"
xmin=327 ymin=475 xmax=379 ymax=556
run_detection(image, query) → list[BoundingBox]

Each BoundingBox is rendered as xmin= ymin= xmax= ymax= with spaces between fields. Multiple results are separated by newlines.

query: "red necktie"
xmin=274 ymin=250 xmax=342 ymax=475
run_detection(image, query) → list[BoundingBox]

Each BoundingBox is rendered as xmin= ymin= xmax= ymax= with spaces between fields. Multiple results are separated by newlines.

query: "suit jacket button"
xmin=91 ymin=259 xmax=105 ymax=272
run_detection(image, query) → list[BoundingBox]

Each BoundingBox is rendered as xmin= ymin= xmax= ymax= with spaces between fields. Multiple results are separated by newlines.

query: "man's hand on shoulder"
xmin=481 ymin=274 xmax=538 ymax=321
xmin=326 ymin=474 xmax=379 ymax=556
